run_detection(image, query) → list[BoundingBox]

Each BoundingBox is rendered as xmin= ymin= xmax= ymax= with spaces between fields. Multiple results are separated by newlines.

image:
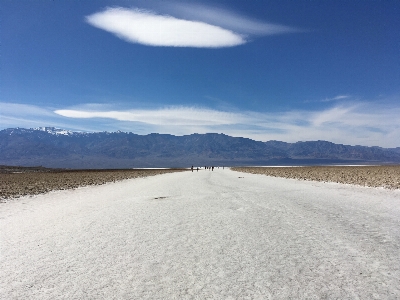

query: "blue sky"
xmin=2 ymin=0 xmax=400 ymax=147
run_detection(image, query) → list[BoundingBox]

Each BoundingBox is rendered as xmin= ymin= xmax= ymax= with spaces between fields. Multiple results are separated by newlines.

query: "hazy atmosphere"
xmin=2 ymin=0 xmax=400 ymax=147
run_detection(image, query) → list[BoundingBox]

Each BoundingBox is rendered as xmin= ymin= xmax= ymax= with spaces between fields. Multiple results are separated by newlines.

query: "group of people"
xmin=191 ymin=166 xmax=224 ymax=172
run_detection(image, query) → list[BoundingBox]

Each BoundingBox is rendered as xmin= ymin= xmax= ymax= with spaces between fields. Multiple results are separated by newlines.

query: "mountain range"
xmin=1 ymin=127 xmax=399 ymax=168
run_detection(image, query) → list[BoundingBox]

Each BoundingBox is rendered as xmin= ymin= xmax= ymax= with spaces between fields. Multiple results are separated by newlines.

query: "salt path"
xmin=1 ymin=169 xmax=400 ymax=299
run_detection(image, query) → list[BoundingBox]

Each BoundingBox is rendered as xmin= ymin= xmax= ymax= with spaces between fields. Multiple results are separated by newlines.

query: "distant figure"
xmin=223 ymin=166 xmax=224 ymax=169
xmin=191 ymin=165 xmax=193 ymax=172
xmin=212 ymin=166 xmax=214 ymax=171
xmin=197 ymin=167 xmax=199 ymax=172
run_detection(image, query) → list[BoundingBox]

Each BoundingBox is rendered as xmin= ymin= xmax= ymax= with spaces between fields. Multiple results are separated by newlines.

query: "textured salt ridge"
xmin=231 ymin=166 xmax=400 ymax=189
xmin=0 ymin=169 xmax=186 ymax=201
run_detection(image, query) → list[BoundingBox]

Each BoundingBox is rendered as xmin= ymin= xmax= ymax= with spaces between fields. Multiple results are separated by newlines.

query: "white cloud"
xmin=0 ymin=102 xmax=119 ymax=133
xmin=86 ymin=7 xmax=245 ymax=48
xmin=311 ymin=105 xmax=354 ymax=126
xmin=162 ymin=2 xmax=301 ymax=35
xmin=0 ymin=102 xmax=55 ymax=117
xmin=55 ymin=107 xmax=247 ymax=126
xmin=332 ymin=95 xmax=350 ymax=100
xmin=53 ymin=101 xmax=400 ymax=147
xmin=2 ymin=101 xmax=399 ymax=148
xmin=305 ymin=94 xmax=351 ymax=103
xmin=321 ymin=94 xmax=351 ymax=102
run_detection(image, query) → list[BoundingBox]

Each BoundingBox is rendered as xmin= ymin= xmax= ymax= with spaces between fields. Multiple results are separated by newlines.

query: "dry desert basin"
xmin=1 ymin=165 xmax=400 ymax=299
xmin=0 ymin=166 xmax=185 ymax=201
xmin=231 ymin=165 xmax=400 ymax=190
xmin=1 ymin=165 xmax=400 ymax=201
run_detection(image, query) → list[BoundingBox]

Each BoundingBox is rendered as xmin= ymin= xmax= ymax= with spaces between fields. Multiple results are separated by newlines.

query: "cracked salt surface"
xmin=1 ymin=170 xmax=400 ymax=299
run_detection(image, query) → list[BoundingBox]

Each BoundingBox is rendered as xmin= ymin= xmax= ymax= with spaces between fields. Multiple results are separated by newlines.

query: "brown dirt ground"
xmin=231 ymin=166 xmax=400 ymax=190
xmin=0 ymin=167 xmax=187 ymax=201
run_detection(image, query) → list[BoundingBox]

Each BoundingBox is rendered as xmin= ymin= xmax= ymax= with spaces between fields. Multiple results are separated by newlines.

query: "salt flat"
xmin=1 ymin=169 xmax=400 ymax=299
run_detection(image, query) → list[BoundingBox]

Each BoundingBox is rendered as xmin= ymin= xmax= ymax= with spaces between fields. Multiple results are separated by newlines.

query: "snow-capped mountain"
xmin=1 ymin=127 xmax=399 ymax=168
xmin=35 ymin=127 xmax=76 ymax=136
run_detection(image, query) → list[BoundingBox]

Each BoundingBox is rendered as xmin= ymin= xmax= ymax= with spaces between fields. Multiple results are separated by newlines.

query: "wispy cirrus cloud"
xmin=0 ymin=102 xmax=55 ymax=118
xmin=0 ymin=102 xmax=126 ymax=133
xmin=2 ymin=99 xmax=399 ymax=147
xmin=86 ymin=7 xmax=245 ymax=48
xmin=85 ymin=4 xmax=301 ymax=48
xmin=160 ymin=2 xmax=302 ymax=36
xmin=322 ymin=95 xmax=351 ymax=102
xmin=331 ymin=95 xmax=350 ymax=100
xmin=53 ymin=100 xmax=400 ymax=147
xmin=304 ymin=94 xmax=351 ymax=103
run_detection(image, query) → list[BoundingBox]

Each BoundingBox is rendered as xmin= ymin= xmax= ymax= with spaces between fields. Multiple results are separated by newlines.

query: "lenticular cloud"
xmin=54 ymin=107 xmax=243 ymax=126
xmin=86 ymin=7 xmax=245 ymax=48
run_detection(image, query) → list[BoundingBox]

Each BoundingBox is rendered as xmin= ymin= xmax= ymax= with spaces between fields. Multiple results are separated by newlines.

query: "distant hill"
xmin=264 ymin=140 xmax=400 ymax=162
xmin=0 ymin=127 xmax=399 ymax=168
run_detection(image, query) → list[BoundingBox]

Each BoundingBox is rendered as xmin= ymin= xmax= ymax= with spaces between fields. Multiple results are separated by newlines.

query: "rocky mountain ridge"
xmin=1 ymin=127 xmax=399 ymax=168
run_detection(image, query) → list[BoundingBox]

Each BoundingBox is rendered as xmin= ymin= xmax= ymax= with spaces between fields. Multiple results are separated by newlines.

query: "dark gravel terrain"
xmin=232 ymin=166 xmax=400 ymax=189
xmin=0 ymin=166 xmax=186 ymax=201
